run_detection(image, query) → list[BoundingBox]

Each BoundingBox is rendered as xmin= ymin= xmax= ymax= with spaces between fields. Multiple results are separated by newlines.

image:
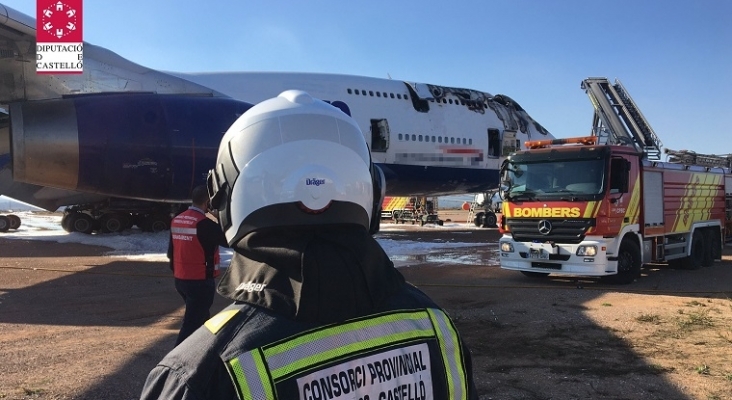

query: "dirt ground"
xmin=1 ymin=210 xmax=731 ymax=400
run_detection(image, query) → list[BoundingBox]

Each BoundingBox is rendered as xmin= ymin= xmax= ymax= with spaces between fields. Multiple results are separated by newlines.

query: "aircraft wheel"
xmin=0 ymin=216 xmax=9 ymax=232
xmin=70 ymin=213 xmax=95 ymax=234
xmin=7 ymin=214 xmax=21 ymax=230
xmin=141 ymin=214 xmax=170 ymax=232
xmin=61 ymin=213 xmax=75 ymax=232
xmin=482 ymin=212 xmax=497 ymax=228
xmin=100 ymin=213 xmax=130 ymax=233
xmin=473 ymin=212 xmax=485 ymax=227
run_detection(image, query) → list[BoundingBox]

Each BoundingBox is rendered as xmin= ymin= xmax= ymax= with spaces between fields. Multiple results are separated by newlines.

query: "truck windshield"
xmin=504 ymin=158 xmax=605 ymax=200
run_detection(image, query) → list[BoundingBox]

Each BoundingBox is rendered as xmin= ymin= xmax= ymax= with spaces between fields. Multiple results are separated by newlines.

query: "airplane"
xmin=0 ymin=3 xmax=553 ymax=233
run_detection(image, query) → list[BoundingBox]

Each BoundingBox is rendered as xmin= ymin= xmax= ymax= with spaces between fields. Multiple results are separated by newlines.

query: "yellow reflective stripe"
xmin=269 ymin=310 xmax=428 ymax=353
xmin=269 ymin=328 xmax=434 ymax=379
xmin=428 ymin=309 xmax=468 ymax=400
xmin=227 ymin=349 xmax=273 ymax=400
xmin=204 ymin=309 xmax=239 ymax=334
xmin=227 ymin=357 xmax=251 ymax=400
xmin=263 ymin=311 xmax=433 ymax=379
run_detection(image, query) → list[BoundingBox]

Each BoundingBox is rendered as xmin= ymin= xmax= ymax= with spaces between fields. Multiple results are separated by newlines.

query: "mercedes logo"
xmin=537 ymin=219 xmax=552 ymax=235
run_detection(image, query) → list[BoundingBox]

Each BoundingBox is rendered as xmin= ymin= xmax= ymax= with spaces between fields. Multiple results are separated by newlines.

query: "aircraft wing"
xmin=0 ymin=4 xmax=222 ymax=104
xmin=0 ymin=4 xmax=251 ymax=210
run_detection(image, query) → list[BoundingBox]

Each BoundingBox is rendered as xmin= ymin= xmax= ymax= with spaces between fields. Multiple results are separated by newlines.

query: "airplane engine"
xmin=9 ymin=94 xmax=252 ymax=202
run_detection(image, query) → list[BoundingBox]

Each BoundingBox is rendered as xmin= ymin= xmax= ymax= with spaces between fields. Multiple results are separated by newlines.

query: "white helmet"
xmin=208 ymin=90 xmax=385 ymax=246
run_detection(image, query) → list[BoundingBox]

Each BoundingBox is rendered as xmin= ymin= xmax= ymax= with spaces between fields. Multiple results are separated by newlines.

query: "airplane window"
xmin=397 ymin=94 xmax=402 ymax=99
xmin=369 ymin=91 xmax=374 ymax=96
xmin=398 ymin=133 xmax=403 ymax=140
xmin=354 ymin=89 xmax=359 ymax=95
xmin=419 ymin=135 xmax=423 ymax=141
xmin=449 ymin=99 xmax=453 ymax=104
xmin=362 ymin=90 xmax=367 ymax=96
xmin=432 ymin=136 xmax=436 ymax=142
xmin=404 ymin=95 xmax=409 ymax=100
xmin=438 ymin=137 xmax=442 ymax=143
xmin=462 ymin=138 xmax=466 ymax=144
xmin=405 ymin=135 xmax=409 ymax=141
xmin=376 ymin=92 xmax=381 ymax=97
xmin=411 ymin=134 xmax=416 ymax=141
xmin=442 ymin=99 xmax=447 ymax=104
xmin=390 ymin=93 xmax=395 ymax=99
xmin=460 ymin=101 xmax=465 ymax=105
xmin=469 ymin=139 xmax=473 ymax=145
xmin=383 ymin=92 xmax=388 ymax=97
xmin=450 ymin=137 xmax=455 ymax=144
xmin=347 ymin=89 xmax=352 ymax=94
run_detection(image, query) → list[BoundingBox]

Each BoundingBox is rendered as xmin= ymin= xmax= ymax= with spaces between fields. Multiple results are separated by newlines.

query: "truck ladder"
xmin=664 ymin=148 xmax=732 ymax=169
xmin=581 ymin=78 xmax=663 ymax=160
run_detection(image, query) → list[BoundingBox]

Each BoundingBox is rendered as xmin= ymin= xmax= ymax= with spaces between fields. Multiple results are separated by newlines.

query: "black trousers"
xmin=174 ymin=278 xmax=216 ymax=345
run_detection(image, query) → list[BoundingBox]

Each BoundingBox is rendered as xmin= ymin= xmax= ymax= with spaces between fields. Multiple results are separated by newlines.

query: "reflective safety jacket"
xmin=170 ymin=208 xmax=221 ymax=280
xmin=224 ymin=307 xmax=468 ymax=400
xmin=139 ymin=285 xmax=478 ymax=400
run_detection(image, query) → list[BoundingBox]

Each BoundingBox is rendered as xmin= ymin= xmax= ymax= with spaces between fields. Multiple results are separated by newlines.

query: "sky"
xmin=0 ymin=211 xmax=494 ymax=268
xmin=2 ymin=0 xmax=731 ymax=155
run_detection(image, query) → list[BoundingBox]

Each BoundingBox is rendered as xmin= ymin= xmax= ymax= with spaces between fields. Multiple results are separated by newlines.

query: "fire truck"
xmin=498 ymin=77 xmax=732 ymax=284
xmin=381 ymin=196 xmax=443 ymax=226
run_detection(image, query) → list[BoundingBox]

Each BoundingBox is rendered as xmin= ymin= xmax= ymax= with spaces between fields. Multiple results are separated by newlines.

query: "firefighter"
xmin=140 ymin=90 xmax=478 ymax=400
xmin=168 ymin=185 xmax=228 ymax=346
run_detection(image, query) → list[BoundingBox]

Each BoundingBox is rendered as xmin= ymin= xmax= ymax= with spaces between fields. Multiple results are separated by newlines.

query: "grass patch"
xmin=695 ymin=364 xmax=710 ymax=375
xmin=635 ymin=313 xmax=661 ymax=324
xmin=21 ymin=387 xmax=45 ymax=396
xmin=601 ymin=303 xmax=612 ymax=307
xmin=685 ymin=300 xmax=707 ymax=307
xmin=677 ymin=310 xmax=714 ymax=330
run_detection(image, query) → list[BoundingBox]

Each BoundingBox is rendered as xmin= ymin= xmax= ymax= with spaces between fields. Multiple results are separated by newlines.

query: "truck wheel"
xmin=521 ymin=271 xmax=549 ymax=278
xmin=612 ymin=239 xmax=641 ymax=284
xmin=687 ymin=230 xmax=705 ymax=270
xmin=702 ymin=229 xmax=716 ymax=267
xmin=7 ymin=214 xmax=21 ymax=230
xmin=482 ymin=212 xmax=497 ymax=228
xmin=0 ymin=216 xmax=9 ymax=232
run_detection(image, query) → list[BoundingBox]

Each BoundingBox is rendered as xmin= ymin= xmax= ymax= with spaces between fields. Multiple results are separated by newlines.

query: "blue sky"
xmin=3 ymin=0 xmax=731 ymax=155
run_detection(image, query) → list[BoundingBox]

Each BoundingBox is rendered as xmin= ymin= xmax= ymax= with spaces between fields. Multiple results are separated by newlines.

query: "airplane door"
xmin=488 ymin=128 xmax=500 ymax=158
xmin=370 ymin=119 xmax=389 ymax=153
xmin=502 ymin=130 xmax=518 ymax=156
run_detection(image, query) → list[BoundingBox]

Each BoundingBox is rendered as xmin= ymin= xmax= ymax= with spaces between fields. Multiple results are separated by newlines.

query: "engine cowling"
xmin=10 ymin=93 xmax=252 ymax=202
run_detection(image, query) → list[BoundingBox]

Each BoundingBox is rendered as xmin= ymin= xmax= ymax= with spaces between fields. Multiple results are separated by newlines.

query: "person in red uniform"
xmin=168 ymin=185 xmax=228 ymax=346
